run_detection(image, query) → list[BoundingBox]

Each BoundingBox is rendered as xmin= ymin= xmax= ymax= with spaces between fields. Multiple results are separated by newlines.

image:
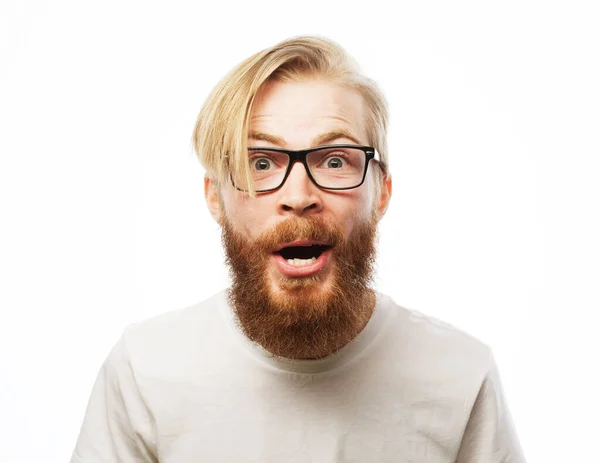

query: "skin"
xmin=205 ymin=79 xmax=392 ymax=298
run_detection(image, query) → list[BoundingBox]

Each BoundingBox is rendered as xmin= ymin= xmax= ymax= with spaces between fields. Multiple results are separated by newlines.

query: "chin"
xmin=270 ymin=268 xmax=333 ymax=294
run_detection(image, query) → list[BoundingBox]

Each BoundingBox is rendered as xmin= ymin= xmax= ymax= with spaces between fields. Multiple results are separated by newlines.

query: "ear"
xmin=204 ymin=175 xmax=223 ymax=224
xmin=376 ymin=173 xmax=392 ymax=218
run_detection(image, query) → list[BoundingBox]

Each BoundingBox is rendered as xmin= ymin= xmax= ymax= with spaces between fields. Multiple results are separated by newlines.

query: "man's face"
xmin=205 ymin=79 xmax=391 ymax=358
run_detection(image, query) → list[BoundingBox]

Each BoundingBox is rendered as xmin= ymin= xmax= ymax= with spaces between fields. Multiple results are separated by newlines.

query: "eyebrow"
xmin=248 ymin=128 xmax=363 ymax=148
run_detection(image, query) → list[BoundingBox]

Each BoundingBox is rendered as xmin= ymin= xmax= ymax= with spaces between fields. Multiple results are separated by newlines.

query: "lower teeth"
xmin=287 ymin=257 xmax=317 ymax=266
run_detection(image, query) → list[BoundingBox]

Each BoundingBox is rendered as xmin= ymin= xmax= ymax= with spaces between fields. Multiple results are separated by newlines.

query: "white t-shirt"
xmin=71 ymin=291 xmax=525 ymax=462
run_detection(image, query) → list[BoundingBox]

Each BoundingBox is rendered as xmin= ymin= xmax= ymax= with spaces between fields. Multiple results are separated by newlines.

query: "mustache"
xmin=252 ymin=217 xmax=345 ymax=253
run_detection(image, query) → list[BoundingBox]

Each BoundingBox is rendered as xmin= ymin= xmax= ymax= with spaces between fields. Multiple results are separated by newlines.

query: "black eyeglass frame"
xmin=232 ymin=144 xmax=382 ymax=193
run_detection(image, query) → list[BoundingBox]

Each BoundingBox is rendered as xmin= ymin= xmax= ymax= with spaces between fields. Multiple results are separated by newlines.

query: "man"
xmin=72 ymin=36 xmax=526 ymax=462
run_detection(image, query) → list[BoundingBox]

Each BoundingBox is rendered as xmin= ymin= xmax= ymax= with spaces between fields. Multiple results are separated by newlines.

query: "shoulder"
xmin=115 ymin=290 xmax=231 ymax=377
xmin=376 ymin=293 xmax=494 ymax=384
xmin=126 ymin=290 xmax=227 ymax=338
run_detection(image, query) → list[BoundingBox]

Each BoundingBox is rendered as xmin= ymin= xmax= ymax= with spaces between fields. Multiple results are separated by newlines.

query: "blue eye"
xmin=253 ymin=158 xmax=272 ymax=171
xmin=326 ymin=157 xmax=346 ymax=169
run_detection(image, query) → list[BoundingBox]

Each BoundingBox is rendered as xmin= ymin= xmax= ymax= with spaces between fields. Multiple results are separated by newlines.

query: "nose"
xmin=277 ymin=161 xmax=323 ymax=215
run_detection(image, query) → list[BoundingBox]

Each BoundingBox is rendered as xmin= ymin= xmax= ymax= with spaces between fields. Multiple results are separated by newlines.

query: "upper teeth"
xmin=287 ymin=257 xmax=317 ymax=266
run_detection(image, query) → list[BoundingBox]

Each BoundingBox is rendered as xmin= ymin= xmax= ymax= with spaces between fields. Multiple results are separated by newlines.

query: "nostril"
xmin=280 ymin=202 xmax=317 ymax=213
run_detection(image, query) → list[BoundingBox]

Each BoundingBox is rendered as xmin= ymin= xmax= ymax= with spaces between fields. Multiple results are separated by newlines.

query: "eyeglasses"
xmin=231 ymin=144 xmax=382 ymax=193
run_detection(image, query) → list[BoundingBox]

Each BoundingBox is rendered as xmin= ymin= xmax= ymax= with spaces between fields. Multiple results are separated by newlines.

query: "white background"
xmin=1 ymin=0 xmax=599 ymax=462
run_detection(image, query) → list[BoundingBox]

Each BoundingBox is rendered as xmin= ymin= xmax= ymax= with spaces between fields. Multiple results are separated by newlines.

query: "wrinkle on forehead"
xmin=249 ymin=80 xmax=368 ymax=147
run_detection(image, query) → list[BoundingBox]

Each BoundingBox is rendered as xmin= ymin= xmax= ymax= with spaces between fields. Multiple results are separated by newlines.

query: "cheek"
xmin=328 ymin=193 xmax=373 ymax=235
xmin=227 ymin=204 xmax=256 ymax=236
xmin=355 ymin=185 xmax=376 ymax=217
xmin=222 ymin=192 xmax=272 ymax=240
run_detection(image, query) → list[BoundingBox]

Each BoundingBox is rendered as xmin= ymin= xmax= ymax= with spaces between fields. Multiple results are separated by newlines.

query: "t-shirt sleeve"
xmin=71 ymin=331 xmax=158 ymax=462
xmin=455 ymin=353 xmax=526 ymax=463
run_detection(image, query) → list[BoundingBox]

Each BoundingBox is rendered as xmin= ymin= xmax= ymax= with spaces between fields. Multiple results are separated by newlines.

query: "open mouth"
xmin=271 ymin=241 xmax=333 ymax=277
xmin=274 ymin=243 xmax=332 ymax=266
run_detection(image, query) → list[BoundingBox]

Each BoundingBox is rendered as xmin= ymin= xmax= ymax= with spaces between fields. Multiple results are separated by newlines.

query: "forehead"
xmin=249 ymin=80 xmax=367 ymax=148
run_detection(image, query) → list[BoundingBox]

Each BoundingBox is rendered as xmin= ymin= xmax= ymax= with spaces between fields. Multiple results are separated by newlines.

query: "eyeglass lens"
xmin=248 ymin=147 xmax=367 ymax=190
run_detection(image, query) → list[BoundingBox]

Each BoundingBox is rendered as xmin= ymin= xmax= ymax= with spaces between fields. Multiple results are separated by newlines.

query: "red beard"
xmin=221 ymin=215 xmax=379 ymax=359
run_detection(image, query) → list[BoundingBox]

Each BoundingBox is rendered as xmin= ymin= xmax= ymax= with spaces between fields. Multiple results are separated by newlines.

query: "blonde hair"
xmin=192 ymin=35 xmax=389 ymax=194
